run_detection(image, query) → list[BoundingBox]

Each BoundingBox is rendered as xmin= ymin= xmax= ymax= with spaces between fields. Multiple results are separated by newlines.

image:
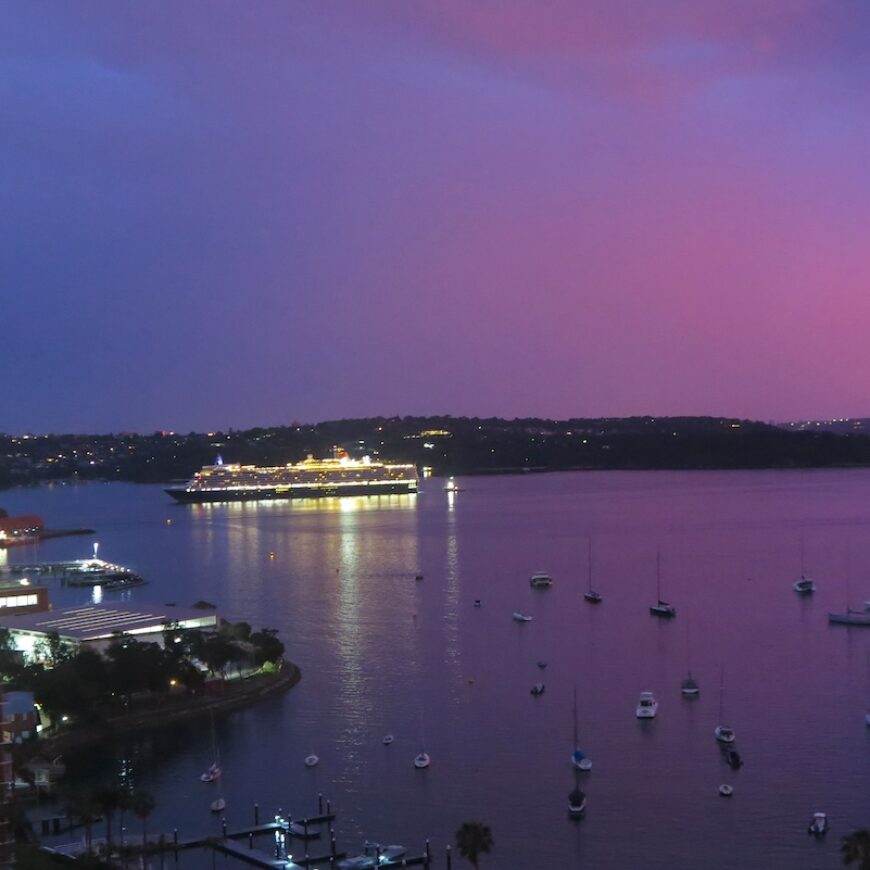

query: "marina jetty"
xmin=46 ymin=796 xmax=439 ymax=869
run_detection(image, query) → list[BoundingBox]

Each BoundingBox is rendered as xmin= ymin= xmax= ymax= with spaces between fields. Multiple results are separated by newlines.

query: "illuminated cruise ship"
xmin=165 ymin=451 xmax=419 ymax=503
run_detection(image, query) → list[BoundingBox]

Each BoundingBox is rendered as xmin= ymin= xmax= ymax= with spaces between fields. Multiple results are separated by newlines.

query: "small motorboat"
xmin=571 ymin=749 xmax=592 ymax=771
xmin=636 ymin=691 xmax=658 ymax=719
xmin=364 ymin=842 xmax=407 ymax=861
xmin=210 ymin=797 xmax=226 ymax=813
xmin=512 ymin=612 xmax=533 ymax=622
xmin=415 ymin=573 xmax=424 ymax=581
xmin=681 ymin=675 xmax=700 ymax=697
xmin=650 ymin=601 xmax=676 ymax=618
xmin=865 ymin=712 xmax=870 ymax=727
xmin=338 ymin=856 xmax=377 ymax=870
xmin=714 ymin=724 xmax=736 ymax=744
xmin=793 ymin=577 xmax=815 ymax=594
xmin=382 ymin=734 xmax=394 ymax=745
xmin=304 ymin=754 xmax=319 ymax=767
xmin=718 ymin=784 xmax=733 ymax=797
xmin=473 ymin=599 xmax=481 ymax=607
xmin=536 ymin=660 xmax=548 ymax=669
xmin=414 ymin=752 xmax=431 ymax=769
xmin=568 ymin=788 xmax=586 ymax=817
xmin=583 ymin=590 xmax=603 ymax=604
xmin=531 ymin=683 xmax=546 ymax=696
xmin=808 ymin=812 xmax=828 ymax=835
xmin=200 ymin=763 xmax=221 ymax=783
xmin=725 ymin=748 xmax=743 ymax=769
xmin=530 ymin=571 xmax=553 ymax=588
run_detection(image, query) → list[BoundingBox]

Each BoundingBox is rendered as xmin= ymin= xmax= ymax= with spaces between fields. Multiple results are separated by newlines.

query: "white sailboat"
xmin=414 ymin=710 xmax=430 ymax=769
xmin=570 ymin=688 xmax=592 ymax=771
xmin=681 ymin=614 xmax=699 ymax=697
xmin=583 ymin=539 xmax=602 ymax=604
xmin=649 ymin=548 xmax=676 ymax=617
xmin=714 ymin=667 xmax=736 ymax=743
xmin=201 ymin=711 xmax=222 ymax=782
xmin=793 ymin=533 xmax=816 ymax=594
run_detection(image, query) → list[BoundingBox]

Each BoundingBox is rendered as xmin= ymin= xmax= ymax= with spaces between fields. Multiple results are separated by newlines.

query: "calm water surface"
xmin=2 ymin=470 xmax=870 ymax=868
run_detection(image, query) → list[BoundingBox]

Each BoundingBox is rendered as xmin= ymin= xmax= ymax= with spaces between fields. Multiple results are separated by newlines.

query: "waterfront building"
xmin=0 ymin=512 xmax=44 ymax=548
xmin=0 ymin=602 xmax=219 ymax=660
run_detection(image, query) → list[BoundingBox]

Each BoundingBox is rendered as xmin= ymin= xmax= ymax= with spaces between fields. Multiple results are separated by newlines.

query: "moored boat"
xmin=512 ymin=612 xmax=533 ymax=622
xmin=636 ymin=691 xmax=658 ymax=718
xmin=568 ymin=787 xmax=586 ymax=817
xmin=829 ymin=611 xmax=870 ymax=626
xmin=166 ymin=450 xmax=419 ymax=503
xmin=529 ymin=571 xmax=553 ymax=588
xmin=808 ymin=812 xmax=828 ymax=835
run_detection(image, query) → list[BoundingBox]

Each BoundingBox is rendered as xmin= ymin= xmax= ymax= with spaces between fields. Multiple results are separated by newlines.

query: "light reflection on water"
xmin=3 ymin=473 xmax=870 ymax=868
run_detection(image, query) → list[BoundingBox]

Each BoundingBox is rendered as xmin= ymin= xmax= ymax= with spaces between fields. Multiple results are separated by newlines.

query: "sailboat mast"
xmin=656 ymin=547 xmax=662 ymax=601
xmin=587 ymin=540 xmax=593 ymax=594
xmin=573 ymin=687 xmax=579 ymax=747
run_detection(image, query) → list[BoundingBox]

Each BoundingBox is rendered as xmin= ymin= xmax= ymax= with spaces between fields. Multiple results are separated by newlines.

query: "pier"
xmin=44 ymin=796 xmax=436 ymax=868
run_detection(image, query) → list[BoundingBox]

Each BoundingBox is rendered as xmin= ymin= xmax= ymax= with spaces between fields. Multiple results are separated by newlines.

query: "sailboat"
xmin=570 ymin=688 xmax=592 ymax=771
xmin=793 ymin=533 xmax=816 ymax=594
xmin=200 ymin=711 xmax=222 ymax=782
xmin=413 ymin=709 xmax=430 ymax=768
xmin=567 ymin=781 xmax=586 ymax=817
xmin=681 ymin=614 xmax=699 ymax=697
xmin=714 ymin=667 xmax=736 ymax=743
xmin=649 ymin=548 xmax=676 ymax=617
xmin=583 ymin=539 xmax=602 ymax=604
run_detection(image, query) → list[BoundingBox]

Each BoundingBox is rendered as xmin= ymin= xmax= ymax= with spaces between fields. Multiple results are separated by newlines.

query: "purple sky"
xmin=3 ymin=2 xmax=870 ymax=433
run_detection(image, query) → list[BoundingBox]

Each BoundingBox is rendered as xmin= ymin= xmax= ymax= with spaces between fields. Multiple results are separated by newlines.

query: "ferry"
xmin=165 ymin=451 xmax=419 ymax=504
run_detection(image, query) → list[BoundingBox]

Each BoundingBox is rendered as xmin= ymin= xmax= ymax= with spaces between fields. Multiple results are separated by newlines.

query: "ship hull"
xmin=165 ymin=482 xmax=418 ymax=504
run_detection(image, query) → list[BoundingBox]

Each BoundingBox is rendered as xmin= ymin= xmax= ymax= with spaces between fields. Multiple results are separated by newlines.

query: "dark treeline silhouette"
xmin=3 ymin=416 xmax=870 ymax=489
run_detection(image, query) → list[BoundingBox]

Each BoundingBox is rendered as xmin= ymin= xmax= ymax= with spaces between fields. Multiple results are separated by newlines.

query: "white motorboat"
xmin=304 ymin=754 xmax=319 ymax=767
xmin=636 ymin=691 xmax=658 ymax=718
xmin=808 ymin=812 xmax=828 ymax=835
xmin=718 ymin=784 xmax=733 ymax=797
xmin=210 ymin=797 xmax=226 ymax=813
xmin=512 ymin=612 xmax=533 ymax=622
xmin=568 ymin=787 xmax=586 ymax=817
xmin=714 ymin=724 xmax=736 ymax=744
xmin=413 ymin=752 xmax=431 ymax=769
xmin=530 ymin=571 xmax=553 ymax=588
xmin=531 ymin=683 xmax=546 ymax=696
xmin=382 ymin=734 xmax=394 ymax=745
xmin=364 ymin=842 xmax=407 ymax=861
xmin=338 ymin=857 xmax=376 ymax=870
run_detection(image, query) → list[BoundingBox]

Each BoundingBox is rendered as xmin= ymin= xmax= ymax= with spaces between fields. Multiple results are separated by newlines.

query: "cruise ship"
xmin=165 ymin=451 xmax=419 ymax=503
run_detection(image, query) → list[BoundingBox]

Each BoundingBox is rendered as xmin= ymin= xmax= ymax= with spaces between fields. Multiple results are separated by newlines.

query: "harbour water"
xmin=2 ymin=469 xmax=870 ymax=868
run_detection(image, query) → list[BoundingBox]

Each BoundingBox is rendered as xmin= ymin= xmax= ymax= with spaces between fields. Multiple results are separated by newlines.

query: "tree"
xmin=93 ymin=784 xmax=120 ymax=850
xmin=455 ymin=822 xmax=493 ymax=869
xmin=250 ymin=629 xmax=284 ymax=666
xmin=131 ymin=791 xmax=156 ymax=849
xmin=842 ymin=830 xmax=870 ymax=869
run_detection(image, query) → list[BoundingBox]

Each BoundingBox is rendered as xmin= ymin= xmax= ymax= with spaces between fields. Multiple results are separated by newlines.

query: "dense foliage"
xmin=0 ymin=622 xmax=284 ymax=731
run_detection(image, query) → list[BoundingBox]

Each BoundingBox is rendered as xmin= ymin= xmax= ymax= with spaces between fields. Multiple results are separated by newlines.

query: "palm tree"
xmin=131 ymin=791 xmax=156 ymax=849
xmin=92 ymin=784 xmax=120 ymax=851
xmin=455 ymin=821 xmax=493 ymax=869
xmin=843 ymin=829 xmax=870 ymax=869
